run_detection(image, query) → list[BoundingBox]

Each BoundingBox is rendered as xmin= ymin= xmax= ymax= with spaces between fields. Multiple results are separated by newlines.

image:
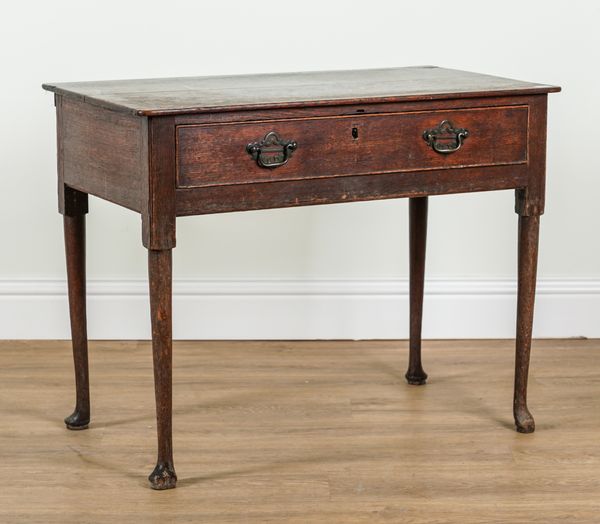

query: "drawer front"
xmin=176 ymin=106 xmax=528 ymax=188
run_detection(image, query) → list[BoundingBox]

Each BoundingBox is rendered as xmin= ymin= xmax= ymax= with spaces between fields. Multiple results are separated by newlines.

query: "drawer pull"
xmin=423 ymin=120 xmax=469 ymax=154
xmin=246 ymin=131 xmax=298 ymax=168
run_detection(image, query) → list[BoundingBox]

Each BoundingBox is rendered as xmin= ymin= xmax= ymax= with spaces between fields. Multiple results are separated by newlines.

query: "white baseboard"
xmin=1 ymin=278 xmax=598 ymax=340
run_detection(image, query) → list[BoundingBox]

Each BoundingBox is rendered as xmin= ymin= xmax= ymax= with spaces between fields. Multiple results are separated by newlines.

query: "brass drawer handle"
xmin=246 ymin=131 xmax=298 ymax=168
xmin=423 ymin=120 xmax=469 ymax=154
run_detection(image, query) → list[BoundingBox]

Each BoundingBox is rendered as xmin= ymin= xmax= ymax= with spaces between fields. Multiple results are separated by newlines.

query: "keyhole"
xmin=352 ymin=127 xmax=359 ymax=139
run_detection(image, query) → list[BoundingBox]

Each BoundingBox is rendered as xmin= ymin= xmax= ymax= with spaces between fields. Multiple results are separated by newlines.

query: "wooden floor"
xmin=1 ymin=339 xmax=599 ymax=523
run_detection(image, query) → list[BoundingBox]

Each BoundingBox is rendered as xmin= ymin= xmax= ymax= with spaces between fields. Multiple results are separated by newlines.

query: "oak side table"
xmin=43 ymin=67 xmax=560 ymax=489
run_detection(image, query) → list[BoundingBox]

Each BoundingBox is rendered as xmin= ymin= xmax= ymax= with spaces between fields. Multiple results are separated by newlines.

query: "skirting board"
xmin=1 ymin=278 xmax=599 ymax=340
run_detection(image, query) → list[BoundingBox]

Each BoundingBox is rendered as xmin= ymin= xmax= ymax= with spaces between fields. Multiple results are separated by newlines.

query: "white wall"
xmin=1 ymin=1 xmax=599 ymax=338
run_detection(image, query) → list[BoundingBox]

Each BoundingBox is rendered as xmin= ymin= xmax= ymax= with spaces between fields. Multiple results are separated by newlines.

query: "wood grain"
xmin=148 ymin=249 xmax=176 ymax=489
xmin=175 ymin=164 xmax=528 ymax=216
xmin=176 ymin=105 xmax=529 ymax=188
xmin=42 ymin=66 xmax=560 ymax=116
xmin=56 ymin=96 xmax=88 ymax=217
xmin=0 ymin=339 xmax=598 ymax=523
xmin=406 ymin=197 xmax=428 ymax=385
xmin=514 ymin=215 xmax=541 ymax=433
xmin=59 ymin=97 xmax=147 ymax=212
xmin=62 ymin=215 xmax=90 ymax=430
xmin=42 ymin=69 xmax=560 ymax=498
xmin=515 ymin=95 xmax=548 ymax=216
xmin=142 ymin=117 xmax=176 ymax=250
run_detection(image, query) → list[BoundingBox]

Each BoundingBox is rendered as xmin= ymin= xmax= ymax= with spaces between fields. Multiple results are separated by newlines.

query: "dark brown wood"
xmin=148 ymin=249 xmax=176 ymax=489
xmin=142 ymin=117 xmax=176 ymax=249
xmin=56 ymin=96 xmax=88 ymax=217
xmin=513 ymin=214 xmax=540 ymax=433
xmin=512 ymin=94 xmax=547 ymax=433
xmin=42 ymin=66 xmax=559 ymax=116
xmin=43 ymin=66 xmax=559 ymax=489
xmin=171 ymin=94 xmax=540 ymax=126
xmin=58 ymin=97 xmax=147 ymax=213
xmin=406 ymin=197 xmax=428 ymax=385
xmin=63 ymin=214 xmax=90 ymax=430
xmin=177 ymin=105 xmax=528 ymax=188
xmin=176 ymin=164 xmax=528 ymax=216
xmin=515 ymin=95 xmax=548 ymax=216
xmin=60 ymin=185 xmax=89 ymax=217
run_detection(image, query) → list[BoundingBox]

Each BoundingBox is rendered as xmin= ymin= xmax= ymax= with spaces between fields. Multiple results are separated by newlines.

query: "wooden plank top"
xmin=43 ymin=66 xmax=560 ymax=116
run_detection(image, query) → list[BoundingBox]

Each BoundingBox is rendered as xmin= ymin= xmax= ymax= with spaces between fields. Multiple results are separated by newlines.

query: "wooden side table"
xmin=43 ymin=67 xmax=560 ymax=489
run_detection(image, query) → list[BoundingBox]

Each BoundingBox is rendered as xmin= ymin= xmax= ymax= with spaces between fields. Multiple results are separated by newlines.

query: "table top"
xmin=43 ymin=66 xmax=560 ymax=117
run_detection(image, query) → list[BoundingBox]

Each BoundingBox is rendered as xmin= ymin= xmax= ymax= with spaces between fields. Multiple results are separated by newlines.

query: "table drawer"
xmin=176 ymin=105 xmax=528 ymax=188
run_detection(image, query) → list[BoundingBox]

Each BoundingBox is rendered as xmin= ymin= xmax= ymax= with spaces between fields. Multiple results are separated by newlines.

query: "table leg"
xmin=148 ymin=249 xmax=177 ymax=489
xmin=63 ymin=214 xmax=90 ymax=430
xmin=514 ymin=214 xmax=540 ymax=433
xmin=406 ymin=197 xmax=428 ymax=385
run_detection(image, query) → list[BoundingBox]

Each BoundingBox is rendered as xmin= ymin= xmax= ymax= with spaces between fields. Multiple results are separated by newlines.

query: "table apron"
xmin=175 ymin=164 xmax=528 ymax=216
